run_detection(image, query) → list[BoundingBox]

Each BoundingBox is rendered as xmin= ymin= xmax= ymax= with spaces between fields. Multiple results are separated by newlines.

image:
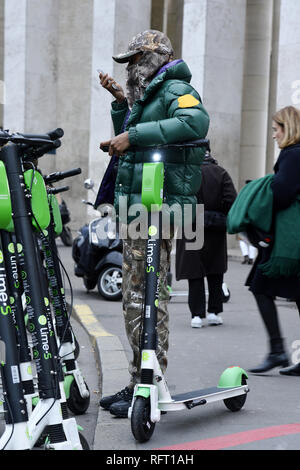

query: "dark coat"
xmin=246 ymin=142 xmax=300 ymax=298
xmin=176 ymin=157 xmax=237 ymax=280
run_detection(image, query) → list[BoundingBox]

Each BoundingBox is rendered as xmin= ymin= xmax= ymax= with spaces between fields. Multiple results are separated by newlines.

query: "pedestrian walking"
xmin=175 ymin=150 xmax=237 ymax=328
xmin=238 ymin=234 xmax=257 ymax=265
xmin=98 ymin=29 xmax=210 ymax=416
xmin=228 ymin=106 xmax=300 ymax=375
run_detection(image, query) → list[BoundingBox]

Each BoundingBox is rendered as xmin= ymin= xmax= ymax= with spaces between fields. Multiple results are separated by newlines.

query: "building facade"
xmin=0 ymin=0 xmax=299 ymax=233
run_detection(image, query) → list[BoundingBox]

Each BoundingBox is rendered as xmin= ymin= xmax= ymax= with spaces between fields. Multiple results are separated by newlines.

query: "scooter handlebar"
xmin=0 ymin=128 xmax=64 ymax=148
xmin=22 ymin=139 xmax=62 ymax=160
xmin=44 ymin=167 xmax=82 ymax=184
xmin=48 ymin=185 xmax=70 ymax=195
xmin=100 ymin=138 xmax=210 ymax=153
xmin=16 ymin=128 xmax=64 ymax=141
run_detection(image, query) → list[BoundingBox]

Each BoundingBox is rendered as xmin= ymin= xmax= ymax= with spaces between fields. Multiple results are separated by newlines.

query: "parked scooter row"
xmin=0 ymin=128 xmax=89 ymax=450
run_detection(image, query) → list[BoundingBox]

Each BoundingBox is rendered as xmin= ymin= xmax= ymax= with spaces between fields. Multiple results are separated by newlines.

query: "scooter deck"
xmin=172 ymin=386 xmax=242 ymax=402
xmin=172 ymin=386 xmax=245 ymax=402
xmin=159 ymin=385 xmax=248 ymax=411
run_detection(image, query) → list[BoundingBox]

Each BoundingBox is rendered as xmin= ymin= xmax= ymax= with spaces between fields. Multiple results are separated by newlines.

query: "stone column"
xmin=182 ymin=0 xmax=247 ymax=249
xmin=266 ymin=0 xmax=281 ymax=173
xmin=0 ymin=0 xmax=4 ymax=126
xmin=54 ymin=0 xmax=94 ymax=228
xmin=3 ymin=0 xmax=94 ymax=228
xmin=276 ymin=0 xmax=300 ymax=110
xmin=87 ymin=0 xmax=151 ymax=216
xmin=182 ymin=0 xmax=207 ymax=98
xmin=3 ymin=0 xmax=27 ymax=132
xmin=182 ymin=0 xmax=247 ymax=188
xmin=239 ymin=0 xmax=274 ymax=187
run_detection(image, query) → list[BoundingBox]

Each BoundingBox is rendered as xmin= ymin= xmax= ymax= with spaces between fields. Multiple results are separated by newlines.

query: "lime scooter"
xmin=0 ymin=130 xmax=87 ymax=449
xmin=125 ymin=139 xmax=249 ymax=443
xmin=43 ymin=176 xmax=90 ymax=415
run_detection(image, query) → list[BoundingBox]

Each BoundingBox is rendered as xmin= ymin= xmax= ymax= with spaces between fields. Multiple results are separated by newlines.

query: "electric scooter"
xmin=44 ymin=177 xmax=90 ymax=415
xmin=0 ymin=129 xmax=88 ymax=449
xmin=109 ymin=139 xmax=249 ymax=443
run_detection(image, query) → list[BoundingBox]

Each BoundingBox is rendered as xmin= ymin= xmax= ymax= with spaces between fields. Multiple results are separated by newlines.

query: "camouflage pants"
xmin=122 ymin=237 xmax=172 ymax=389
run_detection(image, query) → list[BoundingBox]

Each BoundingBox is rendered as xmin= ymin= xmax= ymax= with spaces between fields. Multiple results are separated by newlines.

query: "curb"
xmin=72 ymin=304 xmax=137 ymax=450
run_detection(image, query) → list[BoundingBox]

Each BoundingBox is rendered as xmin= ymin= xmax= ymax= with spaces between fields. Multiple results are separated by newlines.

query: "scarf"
xmin=126 ymin=51 xmax=171 ymax=108
xmin=227 ymin=174 xmax=300 ymax=278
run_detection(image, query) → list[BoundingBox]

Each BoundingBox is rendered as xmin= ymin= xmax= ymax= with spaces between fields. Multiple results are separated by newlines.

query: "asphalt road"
xmin=1 ymin=234 xmax=300 ymax=452
xmin=60 ymin=237 xmax=300 ymax=451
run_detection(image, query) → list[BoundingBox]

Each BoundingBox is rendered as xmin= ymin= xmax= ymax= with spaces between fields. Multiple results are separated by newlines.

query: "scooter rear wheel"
xmin=131 ymin=397 xmax=155 ymax=443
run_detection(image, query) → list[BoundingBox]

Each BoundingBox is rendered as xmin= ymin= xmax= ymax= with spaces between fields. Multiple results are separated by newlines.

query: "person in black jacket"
xmin=176 ymin=150 xmax=237 ymax=328
xmin=247 ymin=106 xmax=300 ymax=375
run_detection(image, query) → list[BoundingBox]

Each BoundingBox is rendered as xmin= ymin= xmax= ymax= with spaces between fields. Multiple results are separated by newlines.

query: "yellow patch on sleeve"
xmin=177 ymin=94 xmax=200 ymax=108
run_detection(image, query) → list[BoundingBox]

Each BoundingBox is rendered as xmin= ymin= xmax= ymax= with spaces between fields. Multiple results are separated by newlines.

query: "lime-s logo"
xmin=38 ymin=315 xmax=47 ymax=326
xmin=44 ymin=352 xmax=52 ymax=360
xmin=0 ymin=251 xmax=3 ymax=264
xmin=142 ymin=352 xmax=150 ymax=362
xmin=146 ymin=266 xmax=154 ymax=273
xmin=33 ymin=349 xmax=39 ymax=359
xmin=8 ymin=243 xmax=15 ymax=254
xmin=148 ymin=226 xmax=157 ymax=237
xmin=0 ymin=305 xmax=11 ymax=316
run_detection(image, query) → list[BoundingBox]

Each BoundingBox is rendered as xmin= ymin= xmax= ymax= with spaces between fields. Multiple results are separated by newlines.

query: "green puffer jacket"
xmin=111 ymin=60 xmax=210 ymax=224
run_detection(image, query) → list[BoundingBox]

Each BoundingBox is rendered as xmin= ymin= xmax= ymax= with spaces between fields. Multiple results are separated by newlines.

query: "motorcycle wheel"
xmin=97 ymin=265 xmax=122 ymax=301
xmin=60 ymin=226 xmax=73 ymax=247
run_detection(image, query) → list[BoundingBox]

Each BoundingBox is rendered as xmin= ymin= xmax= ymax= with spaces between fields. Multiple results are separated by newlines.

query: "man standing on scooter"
xmin=98 ymin=30 xmax=210 ymax=417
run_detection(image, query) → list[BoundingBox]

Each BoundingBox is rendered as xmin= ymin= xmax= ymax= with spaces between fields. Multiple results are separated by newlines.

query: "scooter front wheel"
xmin=131 ymin=397 xmax=155 ymax=443
xmin=60 ymin=226 xmax=73 ymax=246
xmin=67 ymin=379 xmax=90 ymax=415
xmin=223 ymin=376 xmax=247 ymax=412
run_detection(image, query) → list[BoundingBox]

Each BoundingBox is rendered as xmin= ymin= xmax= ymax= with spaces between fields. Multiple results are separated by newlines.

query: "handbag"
xmin=245 ymin=225 xmax=273 ymax=249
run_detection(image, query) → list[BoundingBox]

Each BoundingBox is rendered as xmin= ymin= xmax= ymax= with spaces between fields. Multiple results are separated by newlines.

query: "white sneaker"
xmin=207 ymin=313 xmax=223 ymax=325
xmin=191 ymin=316 xmax=203 ymax=328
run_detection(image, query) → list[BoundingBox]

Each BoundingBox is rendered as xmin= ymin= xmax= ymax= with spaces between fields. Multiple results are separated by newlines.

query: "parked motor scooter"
xmin=72 ymin=179 xmax=123 ymax=301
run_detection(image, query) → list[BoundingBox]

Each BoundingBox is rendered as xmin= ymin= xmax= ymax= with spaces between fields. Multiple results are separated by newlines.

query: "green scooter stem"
xmin=42 ymin=207 xmax=73 ymax=345
xmin=0 ymin=236 xmax=28 ymax=425
xmin=1 ymin=231 xmax=32 ymax=366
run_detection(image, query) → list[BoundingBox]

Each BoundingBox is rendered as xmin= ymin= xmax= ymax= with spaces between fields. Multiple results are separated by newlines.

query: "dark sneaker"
xmin=109 ymin=394 xmax=133 ymax=418
xmin=99 ymin=387 xmax=133 ymax=410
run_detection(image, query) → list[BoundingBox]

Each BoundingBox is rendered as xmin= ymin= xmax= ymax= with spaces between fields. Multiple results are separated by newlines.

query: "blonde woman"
xmin=247 ymin=106 xmax=300 ymax=375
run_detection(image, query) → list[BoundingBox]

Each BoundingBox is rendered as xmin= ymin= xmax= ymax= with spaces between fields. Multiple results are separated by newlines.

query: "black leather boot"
xmin=279 ymin=363 xmax=300 ymax=376
xmin=249 ymin=338 xmax=289 ymax=373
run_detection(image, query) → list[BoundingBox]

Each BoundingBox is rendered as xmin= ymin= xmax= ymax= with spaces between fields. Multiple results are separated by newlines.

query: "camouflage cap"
xmin=112 ymin=30 xmax=174 ymax=63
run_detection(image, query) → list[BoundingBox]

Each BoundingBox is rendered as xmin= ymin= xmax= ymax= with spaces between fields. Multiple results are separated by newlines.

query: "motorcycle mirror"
xmin=84 ymin=178 xmax=95 ymax=190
